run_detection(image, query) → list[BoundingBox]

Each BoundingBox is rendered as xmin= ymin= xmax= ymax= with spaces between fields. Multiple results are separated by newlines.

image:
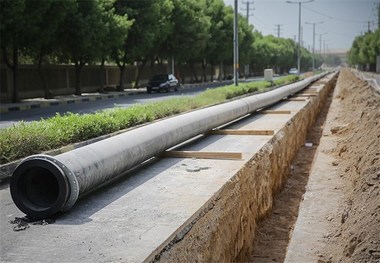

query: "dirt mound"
xmin=326 ymin=69 xmax=380 ymax=262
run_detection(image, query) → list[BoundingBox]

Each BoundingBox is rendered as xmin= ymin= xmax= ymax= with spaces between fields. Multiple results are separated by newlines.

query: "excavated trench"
xmin=250 ymin=76 xmax=336 ymax=262
xmin=148 ymin=73 xmax=338 ymax=263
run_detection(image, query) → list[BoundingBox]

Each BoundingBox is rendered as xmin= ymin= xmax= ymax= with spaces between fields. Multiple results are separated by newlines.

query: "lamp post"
xmin=305 ymin=21 xmax=324 ymax=71
xmin=286 ymin=0 xmax=313 ymax=74
xmin=233 ymin=0 xmax=239 ymax=86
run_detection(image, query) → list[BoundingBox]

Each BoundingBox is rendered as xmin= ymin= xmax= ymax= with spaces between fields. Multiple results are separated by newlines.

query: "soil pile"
xmin=326 ymin=69 xmax=380 ymax=262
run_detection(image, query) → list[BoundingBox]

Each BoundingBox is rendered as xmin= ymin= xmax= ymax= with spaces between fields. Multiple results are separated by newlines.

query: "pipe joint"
xmin=10 ymin=155 xmax=79 ymax=219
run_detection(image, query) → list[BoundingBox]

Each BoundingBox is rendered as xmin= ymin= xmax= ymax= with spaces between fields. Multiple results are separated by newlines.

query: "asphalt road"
xmin=0 ymin=85 xmax=215 ymax=129
xmin=0 ymin=77 xmax=273 ymax=129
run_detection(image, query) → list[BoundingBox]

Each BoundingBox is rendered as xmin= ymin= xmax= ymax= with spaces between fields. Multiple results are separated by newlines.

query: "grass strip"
xmin=0 ymin=75 xmax=299 ymax=164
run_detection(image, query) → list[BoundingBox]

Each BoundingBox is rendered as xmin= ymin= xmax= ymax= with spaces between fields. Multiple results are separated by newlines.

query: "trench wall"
xmin=146 ymin=72 xmax=338 ymax=262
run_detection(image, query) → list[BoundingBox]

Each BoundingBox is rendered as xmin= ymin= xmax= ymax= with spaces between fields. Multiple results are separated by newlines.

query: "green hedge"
xmin=0 ymin=75 xmax=299 ymax=164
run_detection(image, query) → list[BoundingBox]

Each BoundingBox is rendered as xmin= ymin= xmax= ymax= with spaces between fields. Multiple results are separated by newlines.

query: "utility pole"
xmin=319 ymin=32 xmax=327 ymax=55
xmin=274 ymin=24 xmax=283 ymax=38
xmin=306 ymin=21 xmax=323 ymax=71
xmin=323 ymin=40 xmax=328 ymax=57
xmin=241 ymin=1 xmax=254 ymax=24
xmin=378 ymin=2 xmax=380 ymax=29
xmin=286 ymin=0 xmax=314 ymax=74
xmin=234 ymin=0 xmax=239 ymax=86
xmin=367 ymin=20 xmax=371 ymax=32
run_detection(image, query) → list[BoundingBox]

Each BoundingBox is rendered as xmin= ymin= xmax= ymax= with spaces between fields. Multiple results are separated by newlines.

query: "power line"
xmin=318 ymin=25 xmax=356 ymax=39
xmin=302 ymin=5 xmax=369 ymax=24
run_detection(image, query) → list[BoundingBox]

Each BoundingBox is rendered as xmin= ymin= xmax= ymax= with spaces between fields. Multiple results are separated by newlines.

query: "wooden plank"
xmin=209 ymin=129 xmax=274 ymax=136
xmin=296 ymin=94 xmax=318 ymax=97
xmin=287 ymin=98 xmax=307 ymax=101
xmin=299 ymin=91 xmax=318 ymax=95
xmin=162 ymin=151 xmax=243 ymax=160
xmin=259 ymin=110 xmax=291 ymax=114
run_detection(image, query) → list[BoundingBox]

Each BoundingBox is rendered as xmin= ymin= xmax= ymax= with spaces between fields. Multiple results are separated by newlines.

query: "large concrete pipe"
xmin=10 ymin=73 xmax=328 ymax=219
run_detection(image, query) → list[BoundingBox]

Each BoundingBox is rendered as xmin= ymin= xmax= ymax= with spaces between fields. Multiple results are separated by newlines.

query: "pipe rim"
xmin=38 ymin=155 xmax=79 ymax=212
xmin=10 ymin=156 xmax=76 ymax=219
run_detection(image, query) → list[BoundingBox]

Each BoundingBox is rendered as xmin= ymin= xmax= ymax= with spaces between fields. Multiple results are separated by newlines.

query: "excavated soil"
xmin=323 ymin=69 xmax=380 ymax=262
xmin=249 ymin=69 xmax=380 ymax=262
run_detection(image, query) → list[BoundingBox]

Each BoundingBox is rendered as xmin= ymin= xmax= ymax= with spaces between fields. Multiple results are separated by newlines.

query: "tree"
xmin=1 ymin=0 xmax=27 ymax=102
xmin=348 ymin=29 xmax=380 ymax=71
xmin=238 ymin=13 xmax=255 ymax=76
xmin=97 ymin=1 xmax=132 ymax=92
xmin=113 ymin=0 xmax=172 ymax=89
xmin=58 ymin=0 xmax=110 ymax=95
xmin=203 ymin=0 xmax=230 ymax=80
xmin=27 ymin=0 xmax=73 ymax=99
xmin=162 ymin=0 xmax=211 ymax=82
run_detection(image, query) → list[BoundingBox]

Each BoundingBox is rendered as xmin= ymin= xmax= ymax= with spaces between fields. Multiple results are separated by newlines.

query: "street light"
xmin=305 ymin=21 xmax=324 ymax=71
xmin=286 ymin=0 xmax=314 ymax=74
xmin=233 ymin=0 xmax=239 ymax=86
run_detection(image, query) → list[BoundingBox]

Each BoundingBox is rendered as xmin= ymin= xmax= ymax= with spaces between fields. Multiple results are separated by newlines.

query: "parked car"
xmin=146 ymin=74 xmax=180 ymax=93
xmin=289 ymin=68 xmax=299 ymax=75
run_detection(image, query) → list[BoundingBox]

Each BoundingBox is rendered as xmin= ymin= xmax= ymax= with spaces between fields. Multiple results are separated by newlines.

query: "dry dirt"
xmin=249 ymin=68 xmax=380 ymax=262
xmin=323 ymin=69 xmax=380 ymax=263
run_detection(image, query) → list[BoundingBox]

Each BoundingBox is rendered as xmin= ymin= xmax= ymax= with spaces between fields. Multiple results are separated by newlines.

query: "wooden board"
xmin=298 ymin=91 xmax=318 ymax=95
xmin=296 ymin=94 xmax=318 ymax=97
xmin=161 ymin=151 xmax=243 ymax=160
xmin=287 ymin=98 xmax=307 ymax=101
xmin=259 ymin=110 xmax=291 ymax=114
xmin=209 ymin=129 xmax=274 ymax=135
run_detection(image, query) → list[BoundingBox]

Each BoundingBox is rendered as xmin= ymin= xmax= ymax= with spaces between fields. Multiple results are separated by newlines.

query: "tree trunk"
xmin=37 ymin=53 xmax=52 ymax=99
xmin=218 ymin=61 xmax=223 ymax=81
xmin=222 ymin=62 xmax=227 ymax=80
xmin=3 ymin=47 xmax=20 ymax=103
xmin=201 ymin=60 xmax=207 ymax=82
xmin=74 ymin=62 xmax=83 ymax=96
xmin=99 ymin=58 xmax=105 ymax=93
xmin=190 ymin=63 xmax=198 ymax=83
xmin=134 ymin=58 xmax=148 ymax=88
xmin=210 ymin=63 xmax=215 ymax=82
xmin=118 ymin=63 xmax=126 ymax=91
xmin=12 ymin=47 xmax=20 ymax=103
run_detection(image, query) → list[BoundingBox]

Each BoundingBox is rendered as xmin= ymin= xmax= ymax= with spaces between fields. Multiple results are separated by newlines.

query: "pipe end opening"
xmin=10 ymin=158 xmax=70 ymax=219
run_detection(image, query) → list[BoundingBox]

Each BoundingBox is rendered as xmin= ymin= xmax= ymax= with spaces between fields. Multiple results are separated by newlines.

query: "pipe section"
xmin=10 ymin=73 xmax=328 ymax=219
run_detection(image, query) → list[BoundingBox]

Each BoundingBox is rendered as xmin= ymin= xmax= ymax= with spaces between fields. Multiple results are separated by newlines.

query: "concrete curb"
xmin=0 ymin=81 xmax=232 ymax=113
xmin=0 ymin=90 xmax=145 ymax=113
xmin=350 ymin=69 xmax=380 ymax=93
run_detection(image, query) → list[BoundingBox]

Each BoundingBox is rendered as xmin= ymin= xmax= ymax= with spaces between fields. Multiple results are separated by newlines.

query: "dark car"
xmin=146 ymin=74 xmax=180 ymax=93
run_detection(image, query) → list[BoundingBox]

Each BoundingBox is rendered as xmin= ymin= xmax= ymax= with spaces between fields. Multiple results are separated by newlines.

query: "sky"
xmin=223 ymin=0 xmax=379 ymax=52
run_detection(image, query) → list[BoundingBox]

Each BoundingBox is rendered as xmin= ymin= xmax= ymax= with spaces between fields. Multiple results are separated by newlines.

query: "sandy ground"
xmin=249 ymin=69 xmax=380 ymax=262
xmin=322 ymin=69 xmax=380 ymax=262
